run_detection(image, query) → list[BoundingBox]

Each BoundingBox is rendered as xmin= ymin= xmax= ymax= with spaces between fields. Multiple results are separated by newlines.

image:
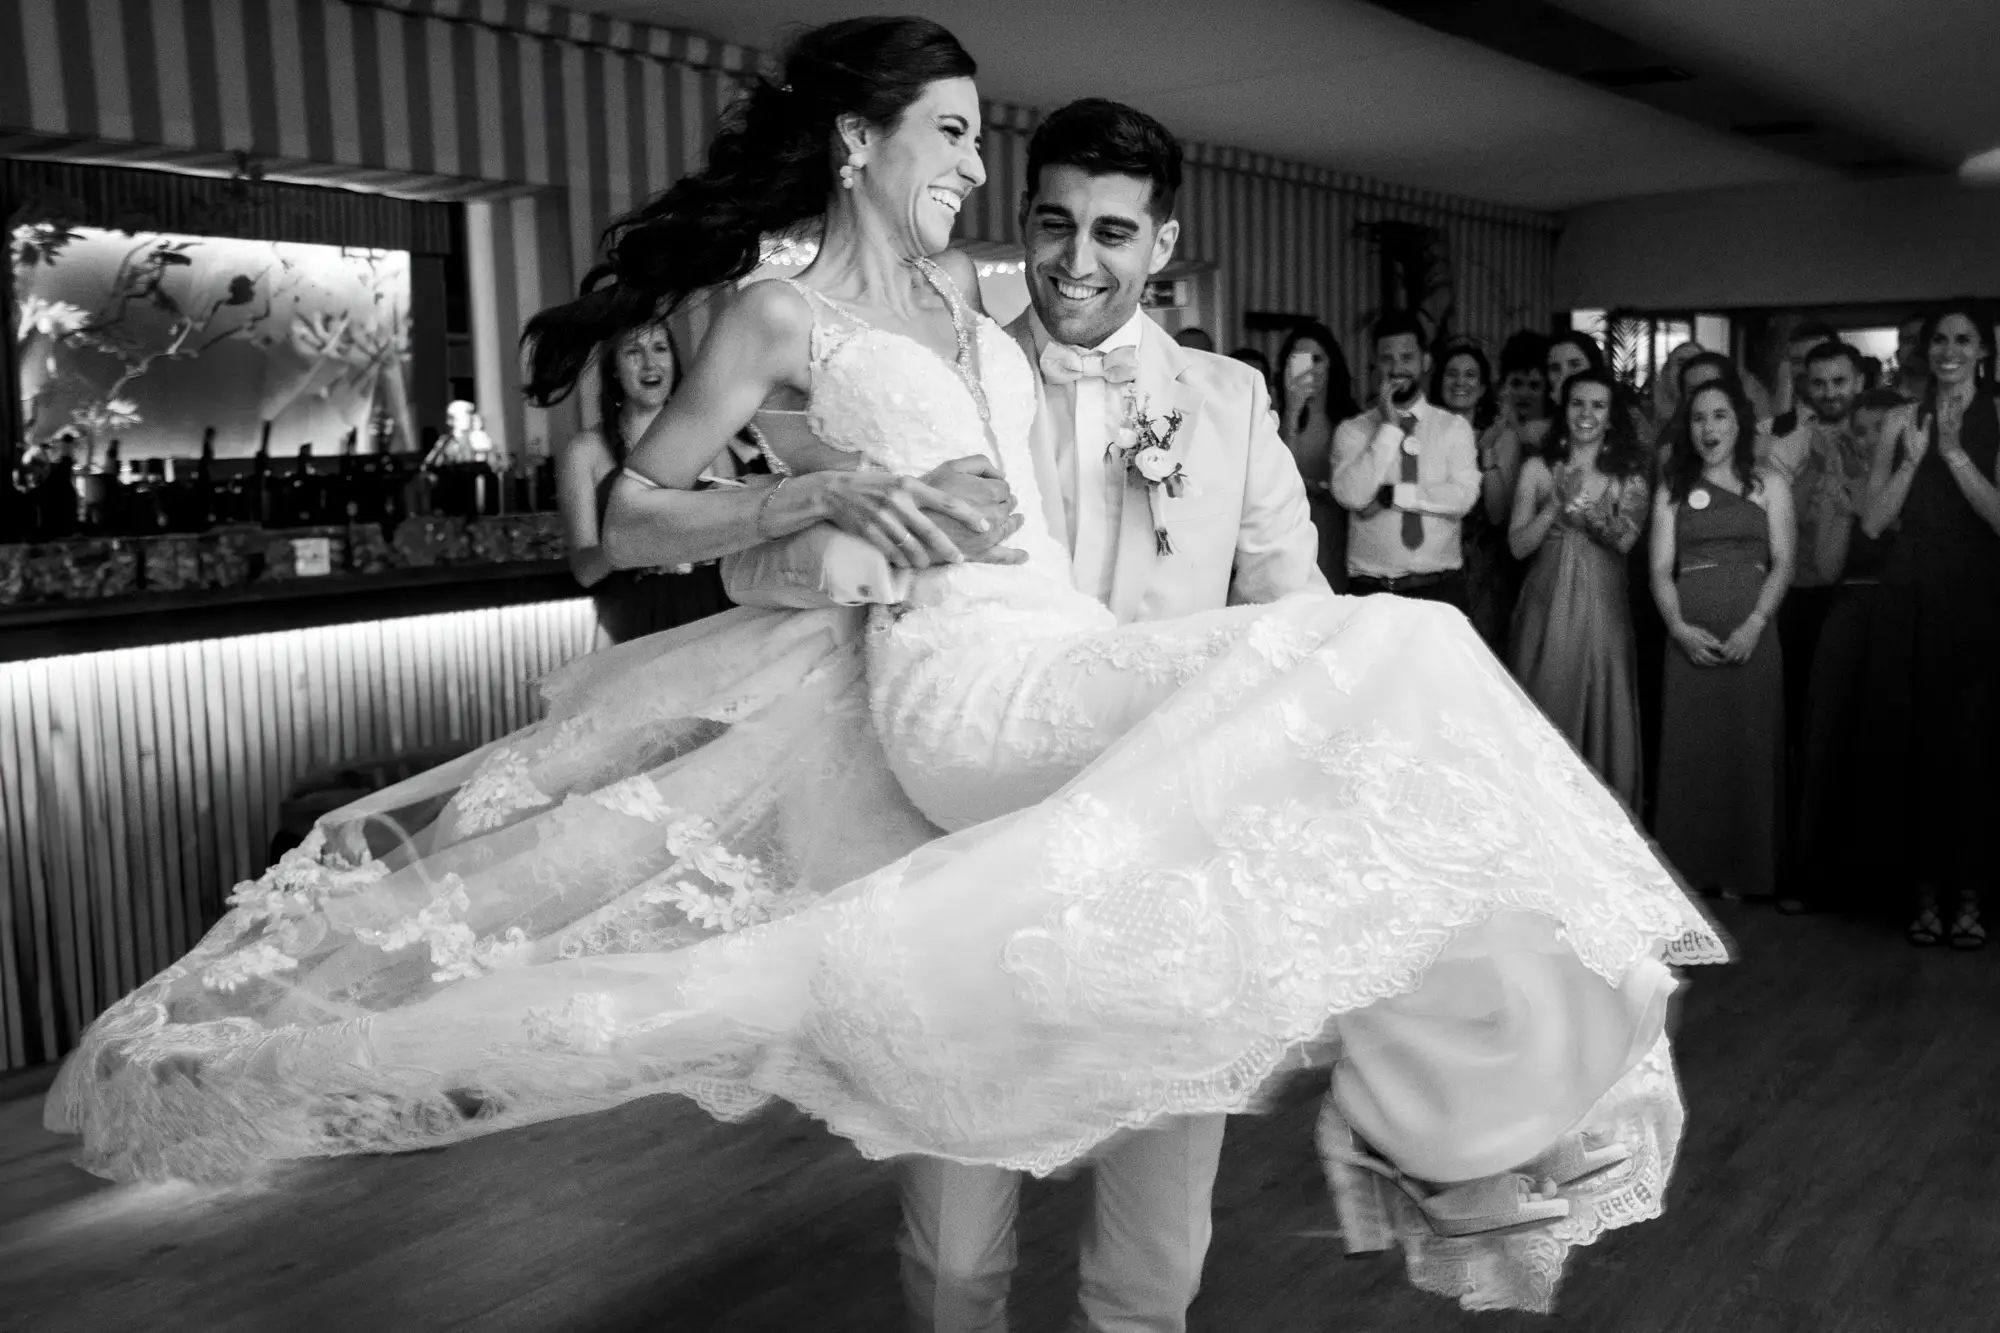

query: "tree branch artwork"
xmin=12 ymin=227 xmax=294 ymax=461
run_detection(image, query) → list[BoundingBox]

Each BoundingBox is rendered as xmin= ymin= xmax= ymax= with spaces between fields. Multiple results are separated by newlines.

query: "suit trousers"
xmin=895 ymin=1114 xmax=1227 ymax=1333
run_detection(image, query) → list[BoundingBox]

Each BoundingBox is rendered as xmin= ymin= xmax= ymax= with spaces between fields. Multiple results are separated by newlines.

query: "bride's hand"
xmin=922 ymin=458 xmax=1029 ymax=566
xmin=807 ymin=469 xmax=991 ymax=570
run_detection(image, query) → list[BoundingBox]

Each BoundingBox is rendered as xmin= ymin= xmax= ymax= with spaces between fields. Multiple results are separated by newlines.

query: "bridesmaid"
xmin=1649 ymin=378 xmax=1795 ymax=899
xmin=1276 ymin=320 xmax=1361 ymax=592
xmin=1508 ymin=368 xmax=1653 ymax=809
xmin=1858 ymin=298 xmax=2000 ymax=948
xmin=555 ymin=321 xmax=731 ymax=644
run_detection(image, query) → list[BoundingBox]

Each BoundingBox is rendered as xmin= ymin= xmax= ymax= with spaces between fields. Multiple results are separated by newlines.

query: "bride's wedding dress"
xmin=48 ymin=264 xmax=1723 ymax=1312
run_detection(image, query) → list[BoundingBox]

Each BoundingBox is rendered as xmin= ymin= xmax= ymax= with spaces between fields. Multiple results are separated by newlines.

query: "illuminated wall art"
xmin=12 ymin=225 xmax=414 ymax=461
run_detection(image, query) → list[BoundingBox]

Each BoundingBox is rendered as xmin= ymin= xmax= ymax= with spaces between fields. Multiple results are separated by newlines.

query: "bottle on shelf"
xmin=251 ymin=421 xmax=274 ymax=527
xmin=192 ymin=426 xmax=222 ymax=531
xmin=287 ymin=443 xmax=319 ymax=527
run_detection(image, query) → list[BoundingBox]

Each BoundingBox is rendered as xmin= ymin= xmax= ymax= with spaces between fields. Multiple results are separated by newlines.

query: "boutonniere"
xmin=1107 ymin=390 xmax=1188 ymax=555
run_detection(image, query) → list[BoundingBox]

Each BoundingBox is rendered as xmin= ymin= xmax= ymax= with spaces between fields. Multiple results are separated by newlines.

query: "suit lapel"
xmin=1107 ymin=318 xmax=1206 ymax=622
xmin=1004 ymin=312 xmax=1074 ymax=553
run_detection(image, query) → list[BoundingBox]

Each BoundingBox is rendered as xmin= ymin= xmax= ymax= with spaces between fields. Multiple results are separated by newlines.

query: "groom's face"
xmin=1020 ymin=165 xmax=1180 ymax=349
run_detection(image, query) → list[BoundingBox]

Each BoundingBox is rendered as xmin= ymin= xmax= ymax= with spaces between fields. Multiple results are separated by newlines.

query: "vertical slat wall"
xmin=0 ymin=600 xmax=598 ymax=1071
xmin=0 ymin=0 xmax=1555 ymax=456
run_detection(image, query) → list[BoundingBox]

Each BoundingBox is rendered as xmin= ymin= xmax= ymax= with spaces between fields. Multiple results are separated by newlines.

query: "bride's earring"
xmin=839 ymin=159 xmax=863 ymax=189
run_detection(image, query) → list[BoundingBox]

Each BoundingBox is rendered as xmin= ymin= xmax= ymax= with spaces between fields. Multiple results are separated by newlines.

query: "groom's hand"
xmin=921 ymin=457 xmax=1029 ymax=565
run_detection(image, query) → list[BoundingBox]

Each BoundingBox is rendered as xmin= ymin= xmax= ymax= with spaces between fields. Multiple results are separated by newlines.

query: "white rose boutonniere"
xmin=1108 ymin=392 xmax=1188 ymax=555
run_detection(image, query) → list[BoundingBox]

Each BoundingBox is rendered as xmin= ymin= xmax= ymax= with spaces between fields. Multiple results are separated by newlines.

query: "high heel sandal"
xmin=1949 ymin=897 xmax=1986 ymax=951
xmin=1315 ymin=1098 xmax=1569 ymax=1253
xmin=1519 ymin=1128 xmax=1632 ymax=1191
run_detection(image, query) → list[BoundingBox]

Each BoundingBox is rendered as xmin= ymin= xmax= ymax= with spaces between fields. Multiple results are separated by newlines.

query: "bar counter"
xmin=0 ymin=521 xmax=603 ymax=1075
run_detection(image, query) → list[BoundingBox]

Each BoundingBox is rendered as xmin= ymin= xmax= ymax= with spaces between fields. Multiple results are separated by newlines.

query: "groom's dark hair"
xmin=1024 ymin=99 xmax=1182 ymax=222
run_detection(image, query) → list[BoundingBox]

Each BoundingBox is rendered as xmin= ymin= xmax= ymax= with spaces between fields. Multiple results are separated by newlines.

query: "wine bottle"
xmin=252 ymin=422 xmax=274 ymax=527
xmin=289 ymin=443 xmax=318 ymax=527
xmin=195 ymin=426 xmax=221 ymax=530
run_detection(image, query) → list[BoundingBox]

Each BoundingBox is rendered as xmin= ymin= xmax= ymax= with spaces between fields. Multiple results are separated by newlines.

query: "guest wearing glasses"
xmin=1859 ymin=298 xmax=2000 ymax=949
xmin=1331 ymin=312 xmax=1481 ymax=610
xmin=1276 ymin=320 xmax=1361 ymax=591
xmin=1508 ymin=368 xmax=1652 ymax=808
xmin=1649 ymin=377 xmax=1795 ymax=901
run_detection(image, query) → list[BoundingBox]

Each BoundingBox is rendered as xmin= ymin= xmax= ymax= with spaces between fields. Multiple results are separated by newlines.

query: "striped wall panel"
xmin=0 ymin=0 xmax=1559 ymax=457
xmin=0 ymin=600 xmax=599 ymax=1071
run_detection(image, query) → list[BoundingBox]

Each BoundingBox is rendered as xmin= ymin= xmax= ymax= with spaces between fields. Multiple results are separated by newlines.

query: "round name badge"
xmin=1402 ymin=435 xmax=1422 ymax=456
xmin=1689 ymin=488 xmax=1711 ymax=510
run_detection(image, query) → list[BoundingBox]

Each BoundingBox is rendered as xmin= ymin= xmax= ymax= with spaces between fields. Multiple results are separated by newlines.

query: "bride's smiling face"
xmin=842 ymin=77 xmax=986 ymax=256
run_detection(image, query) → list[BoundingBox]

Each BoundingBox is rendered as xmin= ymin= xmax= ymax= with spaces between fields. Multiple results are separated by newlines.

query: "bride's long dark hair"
xmin=522 ymin=16 xmax=978 ymax=406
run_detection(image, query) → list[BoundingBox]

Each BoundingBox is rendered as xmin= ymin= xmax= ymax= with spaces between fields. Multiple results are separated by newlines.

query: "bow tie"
xmin=1040 ymin=341 xmax=1140 ymax=386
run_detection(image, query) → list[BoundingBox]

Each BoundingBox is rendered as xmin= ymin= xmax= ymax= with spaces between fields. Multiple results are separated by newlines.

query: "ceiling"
xmin=557 ymin=0 xmax=1997 ymax=213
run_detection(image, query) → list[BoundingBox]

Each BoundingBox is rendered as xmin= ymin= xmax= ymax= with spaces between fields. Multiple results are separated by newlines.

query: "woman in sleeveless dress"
xmin=47 ymin=18 xmax=1721 ymax=1313
xmin=1649 ymin=378 xmax=1794 ymax=899
xmin=1508 ymin=369 xmax=1652 ymax=809
xmin=1275 ymin=321 xmax=1357 ymax=591
xmin=554 ymin=321 xmax=730 ymax=644
xmin=1857 ymin=299 xmax=2000 ymax=949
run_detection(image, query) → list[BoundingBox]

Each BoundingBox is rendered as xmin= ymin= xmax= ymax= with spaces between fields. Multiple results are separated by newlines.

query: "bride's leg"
xmin=874 ymin=596 xmax=1362 ymax=831
xmin=1330 ymin=913 xmax=1677 ymax=1183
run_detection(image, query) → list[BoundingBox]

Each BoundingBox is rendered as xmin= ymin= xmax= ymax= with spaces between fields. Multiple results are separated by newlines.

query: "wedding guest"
xmin=1650 ymin=377 xmax=1794 ymax=900
xmin=1228 ymin=345 xmax=1273 ymax=391
xmin=1758 ymin=341 xmax=1871 ymax=864
xmin=1508 ymin=368 xmax=1651 ymax=808
xmin=555 ymin=321 xmax=729 ymax=643
xmin=1174 ymin=325 xmax=1216 ymax=352
xmin=1431 ymin=339 xmax=1515 ymax=648
xmin=1276 ymin=320 xmax=1361 ymax=590
xmin=1891 ymin=312 xmax=1931 ymax=402
xmin=1763 ymin=317 xmax=1840 ymax=433
xmin=1787 ymin=388 xmax=1902 ymax=915
xmin=1859 ymin=298 xmax=2000 ymax=949
xmin=1638 ymin=342 xmax=1702 ymax=450
xmin=1331 ymin=312 xmax=1480 ymax=609
xmin=1497 ymin=330 xmax=1551 ymax=435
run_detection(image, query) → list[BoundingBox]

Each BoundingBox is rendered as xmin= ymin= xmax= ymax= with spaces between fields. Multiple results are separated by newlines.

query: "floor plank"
xmin=3 ymin=903 xmax=1994 ymax=1332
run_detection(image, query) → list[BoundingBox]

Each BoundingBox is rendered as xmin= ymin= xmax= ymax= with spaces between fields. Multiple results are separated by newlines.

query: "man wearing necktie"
xmin=1330 ymin=312 xmax=1482 ymax=611
xmin=720 ymin=98 xmax=1323 ymax=1333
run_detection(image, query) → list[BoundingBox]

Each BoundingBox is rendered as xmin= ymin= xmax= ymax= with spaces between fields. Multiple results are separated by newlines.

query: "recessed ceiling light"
xmin=1960 ymin=146 xmax=2000 ymax=184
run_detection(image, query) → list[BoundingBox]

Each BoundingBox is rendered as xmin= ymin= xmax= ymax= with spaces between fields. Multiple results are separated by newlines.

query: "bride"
xmin=47 ymin=14 xmax=1722 ymax=1313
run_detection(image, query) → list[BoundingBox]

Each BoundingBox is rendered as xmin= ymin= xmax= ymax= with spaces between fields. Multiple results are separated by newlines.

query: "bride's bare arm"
xmin=603 ymin=282 xmax=991 ymax=571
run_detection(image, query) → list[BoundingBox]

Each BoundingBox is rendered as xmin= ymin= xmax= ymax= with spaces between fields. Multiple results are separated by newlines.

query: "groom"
xmin=725 ymin=98 xmax=1325 ymax=1333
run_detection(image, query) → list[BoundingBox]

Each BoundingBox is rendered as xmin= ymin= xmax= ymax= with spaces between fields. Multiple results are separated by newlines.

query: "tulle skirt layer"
xmin=47 ymin=593 xmax=1723 ymax=1313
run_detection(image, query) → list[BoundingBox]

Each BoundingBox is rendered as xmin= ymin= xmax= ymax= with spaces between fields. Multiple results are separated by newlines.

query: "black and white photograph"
xmin=2 ymin=3 xmax=1996 ymax=1331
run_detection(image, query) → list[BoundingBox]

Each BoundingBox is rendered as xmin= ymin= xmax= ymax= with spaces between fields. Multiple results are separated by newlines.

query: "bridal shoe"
xmin=1315 ymin=1098 xmax=1569 ymax=1253
xmin=1520 ymin=1128 xmax=1631 ymax=1192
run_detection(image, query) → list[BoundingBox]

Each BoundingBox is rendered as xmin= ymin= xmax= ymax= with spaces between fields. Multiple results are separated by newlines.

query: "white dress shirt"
xmin=1029 ymin=307 xmax=1148 ymax=605
xmin=1329 ymin=396 xmax=1481 ymax=580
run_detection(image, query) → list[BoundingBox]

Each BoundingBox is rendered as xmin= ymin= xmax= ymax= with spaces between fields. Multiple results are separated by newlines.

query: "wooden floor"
xmin=3 ymin=902 xmax=1995 ymax=1333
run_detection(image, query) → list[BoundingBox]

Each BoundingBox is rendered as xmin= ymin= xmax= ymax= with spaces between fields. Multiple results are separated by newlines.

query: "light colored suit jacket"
xmin=722 ymin=308 xmax=1326 ymax=621
xmin=1001 ymin=309 xmax=1326 ymax=621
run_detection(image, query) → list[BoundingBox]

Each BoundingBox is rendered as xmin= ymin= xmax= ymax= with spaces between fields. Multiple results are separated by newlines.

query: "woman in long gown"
xmin=1508 ymin=369 xmax=1652 ymax=809
xmin=1275 ymin=321 xmax=1359 ymax=591
xmin=46 ymin=17 xmax=1722 ymax=1314
xmin=1857 ymin=300 xmax=2000 ymax=948
xmin=1649 ymin=378 xmax=1794 ymax=898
